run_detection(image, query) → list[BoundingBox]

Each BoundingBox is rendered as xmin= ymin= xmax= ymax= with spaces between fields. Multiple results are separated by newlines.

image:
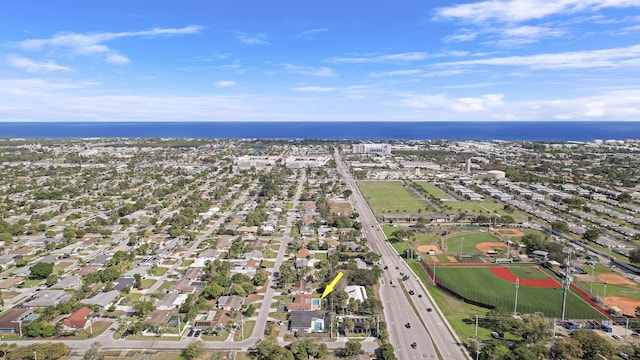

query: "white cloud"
xmin=401 ymin=93 xmax=505 ymax=112
xmin=437 ymin=44 xmax=640 ymax=69
xmin=215 ymin=81 xmax=236 ymax=87
xmin=369 ymin=69 xmax=425 ymax=78
xmin=280 ymin=64 xmax=336 ymax=77
xmin=369 ymin=69 xmax=464 ymax=78
xmin=7 ymin=55 xmax=71 ymax=72
xmin=444 ymin=32 xmax=479 ymax=42
xmin=293 ymin=86 xmax=338 ymax=92
xmin=235 ymin=32 xmax=270 ymax=45
xmin=295 ymin=28 xmax=329 ymax=39
xmin=216 ymin=63 xmax=246 ymax=73
xmin=434 ymin=0 xmax=640 ymax=24
xmin=16 ymin=25 xmax=202 ymax=64
xmin=328 ymin=52 xmax=430 ymax=64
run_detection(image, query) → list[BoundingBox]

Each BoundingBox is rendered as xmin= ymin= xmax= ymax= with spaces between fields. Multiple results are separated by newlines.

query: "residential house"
xmin=286 ymin=294 xmax=320 ymax=311
xmin=290 ymin=280 xmax=313 ymax=295
xmin=81 ymin=290 xmax=120 ymax=309
xmin=114 ymin=277 xmax=135 ymax=292
xmin=192 ymin=310 xmax=219 ymax=329
xmin=0 ymin=277 xmax=22 ymax=291
xmin=210 ymin=310 xmax=233 ymax=329
xmin=0 ymin=308 xmax=33 ymax=333
xmin=170 ymin=279 xmax=195 ymax=294
xmin=216 ymin=295 xmax=245 ymax=311
xmin=23 ymin=289 xmax=67 ymax=307
xmin=157 ymin=291 xmax=188 ymax=311
xmin=144 ymin=310 xmax=171 ymax=329
xmin=52 ymin=275 xmax=82 ymax=290
xmin=0 ymin=254 xmax=15 ymax=267
xmin=289 ymin=310 xmax=327 ymax=333
xmin=62 ymin=307 xmax=93 ymax=331
xmin=184 ymin=268 xmax=201 ymax=281
xmin=76 ymin=264 xmax=103 ymax=276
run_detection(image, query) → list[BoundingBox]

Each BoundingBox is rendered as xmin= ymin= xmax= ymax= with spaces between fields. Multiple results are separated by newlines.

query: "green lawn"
xmin=414 ymin=182 xmax=449 ymax=199
xmin=234 ymin=320 xmax=255 ymax=341
xmin=434 ymin=265 xmax=605 ymax=319
xmin=140 ymin=279 xmax=156 ymax=288
xmin=152 ymin=267 xmax=169 ymax=276
xmin=358 ymin=181 xmax=428 ymax=218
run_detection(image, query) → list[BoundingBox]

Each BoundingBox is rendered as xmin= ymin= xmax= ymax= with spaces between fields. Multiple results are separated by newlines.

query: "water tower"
xmin=461 ymin=152 xmax=474 ymax=174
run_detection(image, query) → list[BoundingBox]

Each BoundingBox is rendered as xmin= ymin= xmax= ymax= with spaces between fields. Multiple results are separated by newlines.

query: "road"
xmin=334 ymin=149 xmax=468 ymax=360
xmin=251 ymin=170 xmax=305 ymax=338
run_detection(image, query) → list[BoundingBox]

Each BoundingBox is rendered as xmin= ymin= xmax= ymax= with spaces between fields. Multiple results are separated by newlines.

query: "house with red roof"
xmin=62 ymin=307 xmax=93 ymax=331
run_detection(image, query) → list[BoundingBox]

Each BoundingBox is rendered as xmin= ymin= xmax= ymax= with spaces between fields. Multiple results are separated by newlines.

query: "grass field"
xmin=433 ymin=265 xmax=605 ymax=319
xmin=358 ymin=181 xmax=427 ymax=217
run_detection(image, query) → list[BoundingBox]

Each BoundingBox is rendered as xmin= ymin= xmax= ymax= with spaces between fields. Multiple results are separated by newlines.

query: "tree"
xmin=583 ymin=229 xmax=600 ymax=242
xmin=339 ymin=340 xmax=363 ymax=357
xmin=29 ymin=262 xmax=53 ymax=280
xmin=344 ymin=317 xmax=355 ymax=333
xmin=132 ymin=300 xmax=155 ymax=318
xmin=182 ymin=341 xmax=204 ymax=360
xmin=243 ymin=304 xmax=256 ymax=317
xmin=630 ymin=248 xmax=640 ymax=264
xmin=551 ymin=220 xmax=569 ymax=233
xmin=250 ymin=339 xmax=294 ymax=360
xmin=83 ymin=342 xmax=105 ymax=360
xmin=550 ymin=337 xmax=584 ymax=360
xmin=379 ymin=344 xmax=397 ymax=360
xmin=480 ymin=340 xmax=510 ymax=360
xmin=0 ymin=232 xmax=12 ymax=243
xmin=571 ymin=329 xmax=613 ymax=360
xmin=513 ymin=313 xmax=552 ymax=344
xmin=133 ymin=273 xmax=142 ymax=288
xmin=46 ymin=273 xmax=58 ymax=286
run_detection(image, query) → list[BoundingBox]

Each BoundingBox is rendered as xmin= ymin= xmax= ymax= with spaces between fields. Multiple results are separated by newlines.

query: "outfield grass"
xmin=434 ymin=265 xmax=605 ymax=319
xmin=445 ymin=232 xmax=503 ymax=254
xmin=407 ymin=259 xmax=497 ymax=340
xmin=358 ymin=181 xmax=427 ymax=217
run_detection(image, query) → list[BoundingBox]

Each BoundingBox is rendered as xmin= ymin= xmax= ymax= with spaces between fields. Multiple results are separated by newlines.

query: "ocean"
xmin=1 ymin=121 xmax=639 ymax=141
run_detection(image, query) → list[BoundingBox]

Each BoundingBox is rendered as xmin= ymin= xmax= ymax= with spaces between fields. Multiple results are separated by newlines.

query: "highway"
xmin=334 ymin=149 xmax=468 ymax=360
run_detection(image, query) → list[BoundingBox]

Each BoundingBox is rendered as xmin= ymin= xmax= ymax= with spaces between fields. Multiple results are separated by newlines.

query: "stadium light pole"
xmin=560 ymin=248 xmax=573 ymax=322
xmin=459 ymin=237 xmax=464 ymax=261
xmin=513 ymin=277 xmax=520 ymax=317
xmin=603 ymin=281 xmax=608 ymax=307
xmin=589 ymin=263 xmax=595 ymax=298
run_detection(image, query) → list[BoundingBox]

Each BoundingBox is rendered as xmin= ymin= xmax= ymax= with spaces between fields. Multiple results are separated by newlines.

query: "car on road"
xmin=612 ymin=334 xmax=622 ymax=340
xmin=405 ymin=322 xmax=411 ymax=328
xmin=411 ymin=342 xmax=417 ymax=349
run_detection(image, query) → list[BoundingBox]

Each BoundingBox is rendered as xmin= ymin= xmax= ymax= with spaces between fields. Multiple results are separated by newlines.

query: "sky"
xmin=1 ymin=0 xmax=640 ymax=122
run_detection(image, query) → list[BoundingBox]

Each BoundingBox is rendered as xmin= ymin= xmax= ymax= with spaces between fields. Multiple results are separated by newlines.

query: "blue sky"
xmin=1 ymin=0 xmax=640 ymax=121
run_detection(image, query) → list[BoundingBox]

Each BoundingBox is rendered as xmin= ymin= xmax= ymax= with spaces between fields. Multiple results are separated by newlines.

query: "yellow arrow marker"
xmin=321 ymin=272 xmax=343 ymax=299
